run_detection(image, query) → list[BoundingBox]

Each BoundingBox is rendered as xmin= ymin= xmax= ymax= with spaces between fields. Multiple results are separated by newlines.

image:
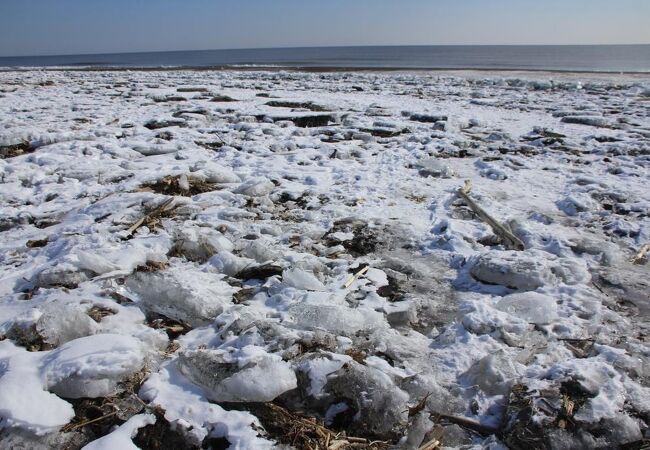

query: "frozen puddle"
xmin=0 ymin=69 xmax=649 ymax=449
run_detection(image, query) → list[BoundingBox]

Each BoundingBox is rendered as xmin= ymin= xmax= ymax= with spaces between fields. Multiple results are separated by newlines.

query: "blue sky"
xmin=1 ymin=0 xmax=649 ymax=56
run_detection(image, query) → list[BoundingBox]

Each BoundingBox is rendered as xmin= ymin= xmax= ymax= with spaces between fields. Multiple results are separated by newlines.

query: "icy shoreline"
xmin=0 ymin=69 xmax=649 ymax=449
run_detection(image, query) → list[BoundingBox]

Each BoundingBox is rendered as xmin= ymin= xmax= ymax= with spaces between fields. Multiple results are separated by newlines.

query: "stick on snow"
xmin=456 ymin=180 xmax=525 ymax=251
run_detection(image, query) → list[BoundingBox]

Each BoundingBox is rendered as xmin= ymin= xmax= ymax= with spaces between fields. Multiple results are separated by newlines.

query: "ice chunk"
xmin=36 ymin=301 xmax=98 ymax=346
xmin=240 ymin=239 xmax=282 ymax=263
xmin=495 ymin=292 xmax=558 ymax=324
xmin=415 ymin=159 xmax=454 ymax=178
xmin=126 ymin=268 xmax=236 ymax=327
xmin=557 ymin=195 xmax=599 ymax=216
xmin=296 ymin=353 xmax=351 ymax=397
xmin=282 ymin=268 xmax=326 ymax=291
xmin=470 ymin=251 xmax=589 ymax=290
xmin=325 ymin=361 xmax=409 ymax=438
xmin=36 ymin=265 xmax=89 ymax=288
xmin=43 ymin=334 xmax=146 ymax=399
xmin=75 ymin=251 xmax=120 ymax=275
xmin=171 ymin=226 xmax=234 ymax=262
xmin=81 ymin=413 xmax=156 ymax=450
xmin=462 ymin=350 xmax=523 ymax=395
xmin=208 ymin=251 xmax=256 ymax=277
xmin=403 ymin=412 xmax=434 ymax=450
xmin=233 ymin=177 xmax=274 ymax=197
xmin=140 ymin=363 xmax=273 ymax=447
xmin=285 ymin=303 xmax=385 ymax=336
xmin=178 ymin=350 xmax=297 ymax=402
xmin=197 ymin=166 xmax=241 ymax=184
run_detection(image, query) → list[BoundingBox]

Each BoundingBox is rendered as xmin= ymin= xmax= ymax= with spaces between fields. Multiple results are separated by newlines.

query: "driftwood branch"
xmin=433 ymin=412 xmax=498 ymax=436
xmin=126 ymin=197 xmax=175 ymax=236
xmin=456 ymin=180 xmax=525 ymax=251
xmin=343 ymin=265 xmax=369 ymax=288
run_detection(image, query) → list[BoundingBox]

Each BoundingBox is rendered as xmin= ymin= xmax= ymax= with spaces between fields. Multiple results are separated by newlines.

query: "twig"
xmin=456 ymin=180 xmax=525 ymax=251
xmin=433 ymin=412 xmax=498 ymax=436
xmin=591 ymin=280 xmax=606 ymax=295
xmin=126 ymin=197 xmax=175 ymax=236
xmin=407 ymin=392 xmax=432 ymax=417
xmin=343 ymin=265 xmax=369 ymax=288
xmin=62 ymin=410 xmax=118 ymax=432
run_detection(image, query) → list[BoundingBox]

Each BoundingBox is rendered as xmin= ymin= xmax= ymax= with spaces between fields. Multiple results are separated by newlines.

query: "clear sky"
xmin=1 ymin=0 xmax=649 ymax=57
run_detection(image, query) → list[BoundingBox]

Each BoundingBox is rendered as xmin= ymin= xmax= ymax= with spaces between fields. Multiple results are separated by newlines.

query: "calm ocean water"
xmin=1 ymin=45 xmax=649 ymax=72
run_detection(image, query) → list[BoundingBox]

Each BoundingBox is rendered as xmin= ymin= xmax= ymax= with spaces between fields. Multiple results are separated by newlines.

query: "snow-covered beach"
xmin=1 ymin=68 xmax=649 ymax=449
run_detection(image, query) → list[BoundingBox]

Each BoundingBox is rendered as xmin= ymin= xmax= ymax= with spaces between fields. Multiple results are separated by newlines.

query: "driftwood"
xmin=433 ymin=412 xmax=498 ymax=436
xmin=456 ymin=180 xmax=525 ymax=251
xmin=343 ymin=265 xmax=369 ymax=288
xmin=126 ymin=197 xmax=175 ymax=236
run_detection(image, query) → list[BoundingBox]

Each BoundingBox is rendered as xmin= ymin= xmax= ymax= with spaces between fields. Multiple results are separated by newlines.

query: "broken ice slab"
xmin=470 ymin=250 xmax=590 ymax=290
xmin=285 ymin=303 xmax=385 ymax=336
xmin=177 ymin=349 xmax=297 ymax=403
xmin=495 ymin=291 xmax=559 ymax=325
xmin=325 ymin=360 xmax=409 ymax=439
xmin=461 ymin=350 xmax=524 ymax=396
xmin=126 ymin=268 xmax=237 ymax=327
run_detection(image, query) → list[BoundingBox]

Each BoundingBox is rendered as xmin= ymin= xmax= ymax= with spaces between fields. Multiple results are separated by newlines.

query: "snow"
xmin=0 ymin=68 xmax=649 ymax=448
xmin=80 ymin=414 xmax=156 ymax=450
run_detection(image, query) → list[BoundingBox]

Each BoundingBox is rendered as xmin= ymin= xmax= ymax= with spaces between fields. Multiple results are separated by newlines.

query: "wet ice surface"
xmin=0 ymin=69 xmax=649 ymax=449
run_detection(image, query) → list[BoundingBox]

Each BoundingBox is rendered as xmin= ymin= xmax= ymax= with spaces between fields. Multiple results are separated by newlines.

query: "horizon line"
xmin=2 ymin=42 xmax=650 ymax=59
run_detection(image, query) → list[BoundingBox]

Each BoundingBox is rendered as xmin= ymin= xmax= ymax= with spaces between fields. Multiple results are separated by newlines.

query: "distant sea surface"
xmin=1 ymin=45 xmax=649 ymax=72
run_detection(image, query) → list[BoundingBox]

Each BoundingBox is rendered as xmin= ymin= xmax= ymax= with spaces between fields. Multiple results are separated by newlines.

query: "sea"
xmin=1 ymin=45 xmax=649 ymax=72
